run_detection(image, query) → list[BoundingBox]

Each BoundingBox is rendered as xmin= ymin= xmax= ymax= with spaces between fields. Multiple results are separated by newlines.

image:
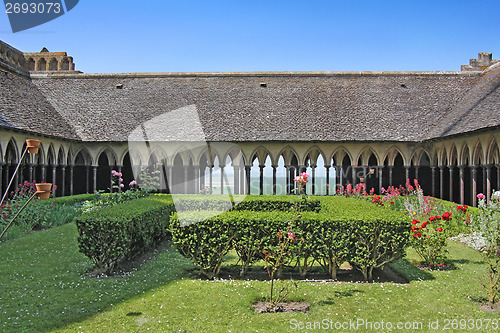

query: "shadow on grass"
xmin=389 ymin=258 xmax=435 ymax=282
xmin=316 ymin=289 xmax=364 ymax=306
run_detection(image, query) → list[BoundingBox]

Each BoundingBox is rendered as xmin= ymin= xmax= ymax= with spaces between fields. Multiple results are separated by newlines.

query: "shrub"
xmin=76 ymin=197 xmax=175 ymax=274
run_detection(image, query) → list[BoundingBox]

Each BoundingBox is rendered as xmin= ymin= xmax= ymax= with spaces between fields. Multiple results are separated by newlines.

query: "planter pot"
xmin=35 ymin=183 xmax=52 ymax=199
xmin=26 ymin=139 xmax=41 ymax=154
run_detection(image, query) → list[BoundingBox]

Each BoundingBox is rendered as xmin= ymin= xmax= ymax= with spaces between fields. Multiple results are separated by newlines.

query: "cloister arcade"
xmin=0 ymin=129 xmax=498 ymax=206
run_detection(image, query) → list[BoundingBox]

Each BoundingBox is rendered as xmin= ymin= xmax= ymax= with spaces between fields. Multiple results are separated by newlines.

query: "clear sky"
xmin=1 ymin=0 xmax=499 ymax=73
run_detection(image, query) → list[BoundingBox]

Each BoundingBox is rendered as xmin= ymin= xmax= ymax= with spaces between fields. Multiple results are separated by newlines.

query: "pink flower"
xmin=301 ymin=172 xmax=310 ymax=179
xmin=287 ymin=231 xmax=296 ymax=240
xmin=477 ymin=193 xmax=485 ymax=199
xmin=118 ymin=172 xmax=123 ymax=177
xmin=119 ymin=178 xmax=123 ymax=182
xmin=111 ymin=170 xmax=117 ymax=176
xmin=129 ymin=180 xmax=137 ymax=186
xmin=119 ymin=184 xmax=124 ymax=188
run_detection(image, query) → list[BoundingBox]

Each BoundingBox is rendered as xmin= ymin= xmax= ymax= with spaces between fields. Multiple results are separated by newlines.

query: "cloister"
xmin=1 ymin=39 xmax=499 ymax=206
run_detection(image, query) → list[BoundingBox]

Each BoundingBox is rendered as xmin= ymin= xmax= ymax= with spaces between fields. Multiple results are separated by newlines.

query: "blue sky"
xmin=1 ymin=0 xmax=499 ymax=73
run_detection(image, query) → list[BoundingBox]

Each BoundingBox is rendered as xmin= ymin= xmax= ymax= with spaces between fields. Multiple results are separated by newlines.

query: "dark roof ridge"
xmin=29 ymin=70 xmax=482 ymax=79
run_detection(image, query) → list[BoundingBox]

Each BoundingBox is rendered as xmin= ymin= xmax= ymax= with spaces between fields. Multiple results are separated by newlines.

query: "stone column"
xmin=18 ymin=163 xmax=23 ymax=185
xmin=85 ymin=165 xmax=90 ymax=193
xmin=259 ymin=165 xmax=264 ymax=195
xmin=325 ymin=166 xmax=330 ymax=195
xmin=458 ymin=165 xmax=465 ymax=205
xmin=388 ymin=166 xmax=394 ymax=187
xmin=91 ymin=165 xmax=98 ymax=193
xmin=245 ymin=165 xmax=251 ymax=195
xmin=60 ymin=164 xmax=66 ymax=196
xmin=439 ymin=166 xmax=445 ymax=200
xmin=167 ymin=165 xmax=173 ymax=193
xmin=209 ymin=165 xmax=213 ymax=192
xmin=184 ymin=168 xmax=189 ymax=194
xmin=0 ymin=163 xmax=3 ymax=195
xmin=194 ymin=165 xmax=200 ymax=194
xmin=285 ymin=165 xmax=290 ymax=194
xmin=448 ymin=165 xmax=454 ymax=202
xmin=240 ymin=165 xmax=245 ymax=195
xmin=431 ymin=166 xmax=436 ymax=197
xmin=414 ymin=166 xmax=420 ymax=182
xmin=28 ymin=163 xmax=34 ymax=182
xmin=471 ymin=165 xmax=477 ymax=207
xmin=233 ymin=165 xmax=239 ymax=195
xmin=40 ymin=163 xmax=47 ymax=182
xmin=404 ymin=166 xmax=410 ymax=182
xmin=311 ymin=165 xmax=316 ymax=195
xmin=378 ymin=165 xmax=384 ymax=194
xmin=4 ymin=163 xmax=10 ymax=194
xmin=69 ymin=165 xmax=74 ymax=196
xmin=272 ymin=165 xmax=277 ymax=195
xmin=220 ymin=165 xmax=225 ymax=195
xmin=51 ymin=164 xmax=57 ymax=195
xmin=486 ymin=164 xmax=492 ymax=202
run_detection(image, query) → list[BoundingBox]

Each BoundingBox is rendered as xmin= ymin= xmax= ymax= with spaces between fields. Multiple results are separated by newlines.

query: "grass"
xmin=1 ymin=220 xmax=498 ymax=332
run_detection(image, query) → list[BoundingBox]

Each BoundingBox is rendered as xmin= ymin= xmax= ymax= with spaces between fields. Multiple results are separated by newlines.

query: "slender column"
xmin=298 ymin=165 xmax=306 ymax=175
xmin=259 ymin=165 xmax=264 ymax=195
xmin=233 ymin=165 xmax=239 ymax=195
xmin=439 ymin=166 xmax=445 ymax=199
xmin=0 ymin=163 xmax=3 ymax=195
xmin=4 ymin=164 xmax=10 ymax=194
xmin=388 ymin=166 xmax=394 ymax=187
xmin=378 ymin=165 xmax=384 ymax=194
xmin=167 ymin=165 xmax=173 ymax=193
xmin=486 ymin=164 xmax=492 ymax=202
xmin=335 ymin=166 xmax=341 ymax=188
xmin=483 ymin=165 xmax=488 ymax=198
xmin=311 ymin=165 xmax=316 ymax=195
xmin=184 ymin=168 xmax=189 ymax=194
xmin=325 ymin=166 xmax=330 ymax=195
xmin=28 ymin=163 xmax=34 ymax=182
xmin=448 ymin=165 xmax=454 ymax=202
xmin=471 ymin=165 xmax=477 ymax=207
xmin=194 ymin=165 xmax=200 ymax=194
xmin=430 ymin=166 xmax=436 ymax=197
xmin=209 ymin=165 xmax=213 ymax=192
xmin=414 ymin=166 xmax=420 ymax=182
xmin=458 ymin=165 xmax=465 ymax=205
xmin=245 ymin=166 xmax=251 ymax=195
xmin=91 ymin=165 xmax=97 ymax=193
xmin=219 ymin=165 xmax=225 ymax=195
xmin=85 ymin=165 xmax=90 ymax=193
xmin=404 ymin=166 xmax=410 ymax=182
xmin=51 ymin=164 xmax=58 ymax=194
xmin=60 ymin=164 xmax=66 ymax=196
xmin=41 ymin=163 xmax=47 ymax=182
xmin=352 ymin=165 xmax=357 ymax=185
xmin=272 ymin=165 xmax=277 ymax=195
xmin=285 ymin=165 xmax=290 ymax=194
xmin=117 ymin=165 xmax=123 ymax=193
xmin=19 ymin=164 xmax=24 ymax=185
xmin=240 ymin=165 xmax=245 ymax=195
xmin=69 ymin=165 xmax=74 ymax=196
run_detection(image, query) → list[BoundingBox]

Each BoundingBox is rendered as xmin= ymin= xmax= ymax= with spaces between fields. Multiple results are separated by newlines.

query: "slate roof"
xmin=28 ymin=71 xmax=484 ymax=142
xmin=0 ymin=68 xmax=79 ymax=140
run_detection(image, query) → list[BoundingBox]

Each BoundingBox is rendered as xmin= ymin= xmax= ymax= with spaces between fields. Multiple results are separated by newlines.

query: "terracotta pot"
xmin=36 ymin=183 xmax=52 ymax=199
xmin=26 ymin=139 xmax=41 ymax=154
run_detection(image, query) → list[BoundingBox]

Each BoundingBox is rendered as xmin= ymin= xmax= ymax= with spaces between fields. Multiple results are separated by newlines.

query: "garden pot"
xmin=35 ymin=183 xmax=52 ymax=199
xmin=26 ymin=139 xmax=41 ymax=154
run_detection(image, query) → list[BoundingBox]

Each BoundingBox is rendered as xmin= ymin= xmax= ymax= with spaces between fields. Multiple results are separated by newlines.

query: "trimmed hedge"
xmin=75 ymin=196 xmax=175 ymax=274
xmin=169 ymin=196 xmax=410 ymax=280
xmin=53 ymin=194 xmax=95 ymax=206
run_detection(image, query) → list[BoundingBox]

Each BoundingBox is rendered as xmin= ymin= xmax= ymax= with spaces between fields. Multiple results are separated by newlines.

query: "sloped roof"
xmin=29 ymin=71 xmax=480 ymax=142
xmin=0 ymin=69 xmax=78 ymax=140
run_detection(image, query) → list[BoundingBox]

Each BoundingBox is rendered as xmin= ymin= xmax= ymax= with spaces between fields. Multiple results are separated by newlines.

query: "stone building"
xmin=0 ymin=39 xmax=499 ymax=206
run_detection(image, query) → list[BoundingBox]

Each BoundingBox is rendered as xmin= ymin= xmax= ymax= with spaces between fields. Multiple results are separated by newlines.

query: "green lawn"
xmin=0 ymin=220 xmax=498 ymax=332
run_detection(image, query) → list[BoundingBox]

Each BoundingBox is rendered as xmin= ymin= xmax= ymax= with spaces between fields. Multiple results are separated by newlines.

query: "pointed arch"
xmin=472 ymin=140 xmax=485 ymax=165
xmin=487 ymin=138 xmax=499 ymax=165
xmin=357 ymin=147 xmax=380 ymax=166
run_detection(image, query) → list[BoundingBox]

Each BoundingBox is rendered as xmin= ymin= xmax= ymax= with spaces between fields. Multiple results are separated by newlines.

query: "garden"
xmin=1 ymin=173 xmax=500 ymax=332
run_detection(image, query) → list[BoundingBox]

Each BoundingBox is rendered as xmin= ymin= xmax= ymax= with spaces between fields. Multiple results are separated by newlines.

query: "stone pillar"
xmin=28 ymin=163 xmax=34 ymax=182
xmin=240 ymin=165 xmax=245 ymax=195
xmin=259 ymin=165 xmax=264 ymax=195
xmin=209 ymin=165 xmax=213 ymax=192
xmin=0 ymin=163 xmax=3 ymax=196
xmin=486 ymin=164 xmax=492 ymax=202
xmin=194 ymin=165 xmax=200 ymax=194
xmin=91 ymin=165 xmax=98 ymax=193
xmin=167 ymin=165 xmax=173 ymax=193
xmin=404 ymin=166 xmax=410 ymax=182
xmin=245 ymin=165 xmax=251 ymax=195
xmin=285 ymin=165 xmax=290 ymax=194
xmin=439 ymin=166 xmax=445 ymax=200
xmin=388 ymin=166 xmax=394 ymax=187
xmin=69 ymin=165 xmax=74 ymax=196
xmin=378 ymin=165 xmax=384 ymax=194
xmin=60 ymin=164 xmax=66 ymax=196
xmin=220 ymin=165 xmax=225 ymax=195
xmin=233 ymin=165 xmax=239 ymax=195
xmin=471 ymin=165 xmax=477 ymax=207
xmin=17 ymin=163 xmax=23 ymax=185
xmin=85 ymin=165 xmax=90 ymax=193
xmin=325 ymin=166 xmax=330 ymax=195
xmin=272 ymin=165 xmax=277 ymax=195
xmin=51 ymin=164 xmax=57 ymax=195
xmin=4 ymin=163 xmax=10 ymax=194
xmin=431 ymin=166 xmax=436 ymax=197
xmin=448 ymin=165 xmax=454 ymax=202
xmin=311 ymin=165 xmax=316 ymax=195
xmin=458 ymin=165 xmax=465 ymax=205
xmin=184 ymin=168 xmax=189 ymax=194
xmin=41 ymin=163 xmax=47 ymax=182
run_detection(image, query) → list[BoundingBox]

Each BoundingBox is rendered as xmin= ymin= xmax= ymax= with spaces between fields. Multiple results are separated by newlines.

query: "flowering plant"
xmin=263 ymin=172 xmax=308 ymax=306
xmin=471 ymin=191 xmax=500 ymax=305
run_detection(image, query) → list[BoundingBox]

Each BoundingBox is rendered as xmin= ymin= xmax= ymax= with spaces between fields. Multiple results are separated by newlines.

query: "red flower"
xmin=263 ymin=250 xmax=268 ymax=254
xmin=421 ymin=221 xmax=429 ymax=228
xmin=412 ymin=220 xmax=419 ymax=225
xmin=442 ymin=212 xmax=452 ymax=221
xmin=435 ymin=227 xmax=443 ymax=232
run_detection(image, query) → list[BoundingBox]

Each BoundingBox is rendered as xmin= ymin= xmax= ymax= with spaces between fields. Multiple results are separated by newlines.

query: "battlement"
xmin=24 ymin=47 xmax=78 ymax=72
xmin=461 ymin=52 xmax=499 ymax=71
xmin=0 ymin=40 xmax=29 ymax=77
